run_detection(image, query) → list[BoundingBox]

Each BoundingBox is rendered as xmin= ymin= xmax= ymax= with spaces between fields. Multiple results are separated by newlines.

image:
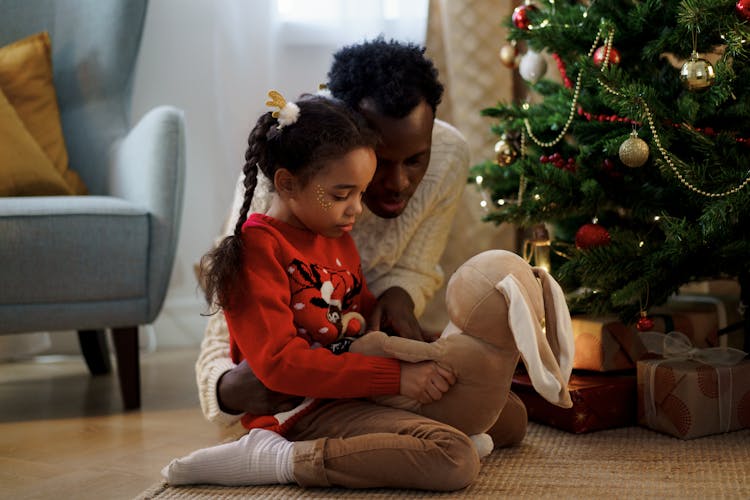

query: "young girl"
xmin=162 ymin=92 xmax=479 ymax=491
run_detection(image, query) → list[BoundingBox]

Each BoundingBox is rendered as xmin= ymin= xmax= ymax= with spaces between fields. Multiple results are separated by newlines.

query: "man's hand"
xmin=368 ymin=286 xmax=428 ymax=341
xmin=217 ymin=360 xmax=303 ymax=415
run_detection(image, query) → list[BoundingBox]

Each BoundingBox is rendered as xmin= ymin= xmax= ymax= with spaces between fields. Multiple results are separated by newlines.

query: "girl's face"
xmin=285 ymin=147 xmax=376 ymax=238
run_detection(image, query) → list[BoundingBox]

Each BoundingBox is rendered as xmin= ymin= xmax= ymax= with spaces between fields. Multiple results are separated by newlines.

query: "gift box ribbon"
xmin=640 ymin=331 xmax=747 ymax=433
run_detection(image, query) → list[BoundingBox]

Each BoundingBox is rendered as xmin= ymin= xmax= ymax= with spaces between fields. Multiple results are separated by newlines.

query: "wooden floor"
xmin=0 ymin=347 xmax=224 ymax=500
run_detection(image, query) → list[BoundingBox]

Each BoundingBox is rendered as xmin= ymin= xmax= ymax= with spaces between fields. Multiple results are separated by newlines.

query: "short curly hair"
xmin=327 ymin=37 xmax=443 ymax=119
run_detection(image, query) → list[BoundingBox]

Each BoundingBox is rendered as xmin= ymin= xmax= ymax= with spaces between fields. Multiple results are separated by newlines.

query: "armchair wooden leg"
xmin=111 ymin=326 xmax=141 ymax=410
xmin=77 ymin=329 xmax=112 ymax=375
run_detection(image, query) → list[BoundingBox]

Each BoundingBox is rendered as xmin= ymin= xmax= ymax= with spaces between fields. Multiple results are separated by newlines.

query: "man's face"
xmin=359 ymin=100 xmax=434 ymax=219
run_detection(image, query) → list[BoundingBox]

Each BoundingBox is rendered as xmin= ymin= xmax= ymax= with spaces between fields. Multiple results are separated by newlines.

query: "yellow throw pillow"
xmin=0 ymin=32 xmax=87 ymax=195
xmin=0 ymin=87 xmax=73 ymax=196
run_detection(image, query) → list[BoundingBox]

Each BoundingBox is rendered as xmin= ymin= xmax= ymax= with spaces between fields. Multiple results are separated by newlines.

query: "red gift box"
xmin=512 ymin=372 xmax=636 ymax=433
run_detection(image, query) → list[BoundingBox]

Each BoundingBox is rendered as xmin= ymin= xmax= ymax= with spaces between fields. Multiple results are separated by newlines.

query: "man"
xmin=196 ymin=38 xmax=526 ymax=447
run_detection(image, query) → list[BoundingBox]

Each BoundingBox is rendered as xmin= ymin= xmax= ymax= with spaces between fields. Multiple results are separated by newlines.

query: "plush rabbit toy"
xmin=350 ymin=249 xmax=574 ymax=446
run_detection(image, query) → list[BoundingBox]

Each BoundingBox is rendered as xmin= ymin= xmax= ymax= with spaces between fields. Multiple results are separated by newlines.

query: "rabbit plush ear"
xmin=533 ymin=267 xmax=575 ymax=384
xmin=497 ymin=274 xmax=573 ymax=408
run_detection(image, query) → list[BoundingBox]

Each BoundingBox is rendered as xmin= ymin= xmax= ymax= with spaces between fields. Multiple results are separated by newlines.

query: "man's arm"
xmin=197 ymin=171 xmax=295 ymax=424
xmin=196 ymin=304 xmax=304 ymax=423
xmin=195 ymin=312 xmax=243 ymax=426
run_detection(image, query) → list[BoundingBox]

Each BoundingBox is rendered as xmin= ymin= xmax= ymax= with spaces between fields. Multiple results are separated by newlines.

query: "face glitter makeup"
xmin=315 ymin=184 xmax=333 ymax=210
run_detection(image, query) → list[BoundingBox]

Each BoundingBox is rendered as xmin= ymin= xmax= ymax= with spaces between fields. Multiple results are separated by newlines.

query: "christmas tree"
xmin=471 ymin=0 xmax=750 ymax=349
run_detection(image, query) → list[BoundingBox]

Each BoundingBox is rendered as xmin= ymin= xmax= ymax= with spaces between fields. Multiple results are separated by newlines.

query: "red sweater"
xmin=225 ymin=214 xmax=401 ymax=432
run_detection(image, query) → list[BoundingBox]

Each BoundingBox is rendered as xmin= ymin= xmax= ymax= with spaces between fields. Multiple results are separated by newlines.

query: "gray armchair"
xmin=0 ymin=0 xmax=185 ymax=410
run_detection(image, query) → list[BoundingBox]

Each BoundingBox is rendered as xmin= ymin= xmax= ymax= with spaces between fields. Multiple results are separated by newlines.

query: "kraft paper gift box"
xmin=573 ymin=294 xmax=740 ymax=372
xmin=636 ymin=332 xmax=750 ymax=440
xmin=572 ymin=314 xmax=693 ymax=372
xmin=512 ymin=372 xmax=636 ymax=433
xmin=664 ymin=294 xmax=743 ymax=350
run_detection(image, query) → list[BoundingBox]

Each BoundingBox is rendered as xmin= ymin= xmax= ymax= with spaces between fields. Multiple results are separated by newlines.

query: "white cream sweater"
xmin=196 ymin=119 xmax=470 ymax=426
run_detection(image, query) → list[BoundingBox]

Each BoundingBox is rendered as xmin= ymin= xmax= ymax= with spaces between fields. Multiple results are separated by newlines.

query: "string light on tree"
xmin=471 ymin=0 xmax=750 ymax=341
xmin=598 ymin=77 xmax=750 ymax=197
xmin=618 ymin=130 xmax=650 ymax=168
xmin=474 ymin=175 xmax=494 ymax=212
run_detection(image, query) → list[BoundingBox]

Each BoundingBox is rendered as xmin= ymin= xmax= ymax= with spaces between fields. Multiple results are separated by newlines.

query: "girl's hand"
xmin=399 ymin=361 xmax=456 ymax=404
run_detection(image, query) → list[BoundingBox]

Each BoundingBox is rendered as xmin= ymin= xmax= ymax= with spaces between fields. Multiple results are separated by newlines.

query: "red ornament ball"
xmin=737 ymin=0 xmax=750 ymax=21
xmin=636 ymin=315 xmax=655 ymax=332
xmin=575 ymin=223 xmax=611 ymax=250
xmin=512 ymin=4 xmax=538 ymax=30
xmin=593 ymin=46 xmax=621 ymax=67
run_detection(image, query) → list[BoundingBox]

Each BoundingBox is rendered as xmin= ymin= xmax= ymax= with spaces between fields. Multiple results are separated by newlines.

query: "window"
xmin=274 ymin=0 xmax=428 ymax=45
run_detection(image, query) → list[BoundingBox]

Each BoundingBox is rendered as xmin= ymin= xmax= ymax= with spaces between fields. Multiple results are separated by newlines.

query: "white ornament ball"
xmin=519 ymin=50 xmax=547 ymax=84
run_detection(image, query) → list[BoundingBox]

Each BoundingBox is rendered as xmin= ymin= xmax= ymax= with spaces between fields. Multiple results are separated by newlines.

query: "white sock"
xmin=161 ymin=428 xmax=295 ymax=486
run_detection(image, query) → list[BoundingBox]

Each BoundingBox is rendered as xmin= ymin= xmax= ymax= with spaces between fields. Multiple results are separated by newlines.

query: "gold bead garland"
xmin=524 ymin=26 xmax=614 ymax=149
xmin=518 ymin=131 xmax=528 ymax=201
xmin=516 ymin=19 xmax=750 ymax=201
xmin=597 ymin=80 xmax=750 ymax=198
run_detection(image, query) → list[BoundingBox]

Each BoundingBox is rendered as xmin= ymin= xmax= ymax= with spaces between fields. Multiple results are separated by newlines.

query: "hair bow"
xmin=265 ymin=90 xmax=300 ymax=129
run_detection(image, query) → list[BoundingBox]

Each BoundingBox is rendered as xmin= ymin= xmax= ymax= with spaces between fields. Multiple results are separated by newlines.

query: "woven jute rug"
xmin=136 ymin=423 xmax=750 ymax=499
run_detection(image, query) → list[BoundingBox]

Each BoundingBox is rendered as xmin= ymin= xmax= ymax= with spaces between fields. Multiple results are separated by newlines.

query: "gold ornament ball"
xmin=618 ymin=132 xmax=649 ymax=168
xmin=494 ymin=138 xmax=517 ymax=166
xmin=680 ymin=53 xmax=715 ymax=91
xmin=498 ymin=44 xmax=518 ymax=68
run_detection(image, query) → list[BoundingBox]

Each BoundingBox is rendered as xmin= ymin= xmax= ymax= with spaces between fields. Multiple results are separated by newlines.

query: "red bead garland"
xmin=540 ymin=152 xmax=577 ymax=172
xmin=552 ymin=53 xmax=573 ymax=89
xmin=576 ymin=107 xmax=750 ymax=146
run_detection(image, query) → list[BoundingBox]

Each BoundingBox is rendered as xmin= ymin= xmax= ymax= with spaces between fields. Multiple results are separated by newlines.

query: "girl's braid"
xmin=201 ymin=113 xmax=275 ymax=311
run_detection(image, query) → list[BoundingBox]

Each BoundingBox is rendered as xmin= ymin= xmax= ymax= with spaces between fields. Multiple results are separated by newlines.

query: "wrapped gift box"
xmin=512 ymin=372 xmax=636 ymax=433
xmin=572 ymin=314 xmax=694 ymax=372
xmin=573 ymin=294 xmax=740 ymax=372
xmin=664 ymin=294 xmax=743 ymax=350
xmin=637 ymin=357 xmax=750 ymax=440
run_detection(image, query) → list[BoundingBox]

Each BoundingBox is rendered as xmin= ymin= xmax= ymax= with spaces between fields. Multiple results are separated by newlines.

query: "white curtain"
xmin=419 ymin=0 xmax=518 ymax=331
xmin=130 ymin=0 xmax=428 ymax=346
